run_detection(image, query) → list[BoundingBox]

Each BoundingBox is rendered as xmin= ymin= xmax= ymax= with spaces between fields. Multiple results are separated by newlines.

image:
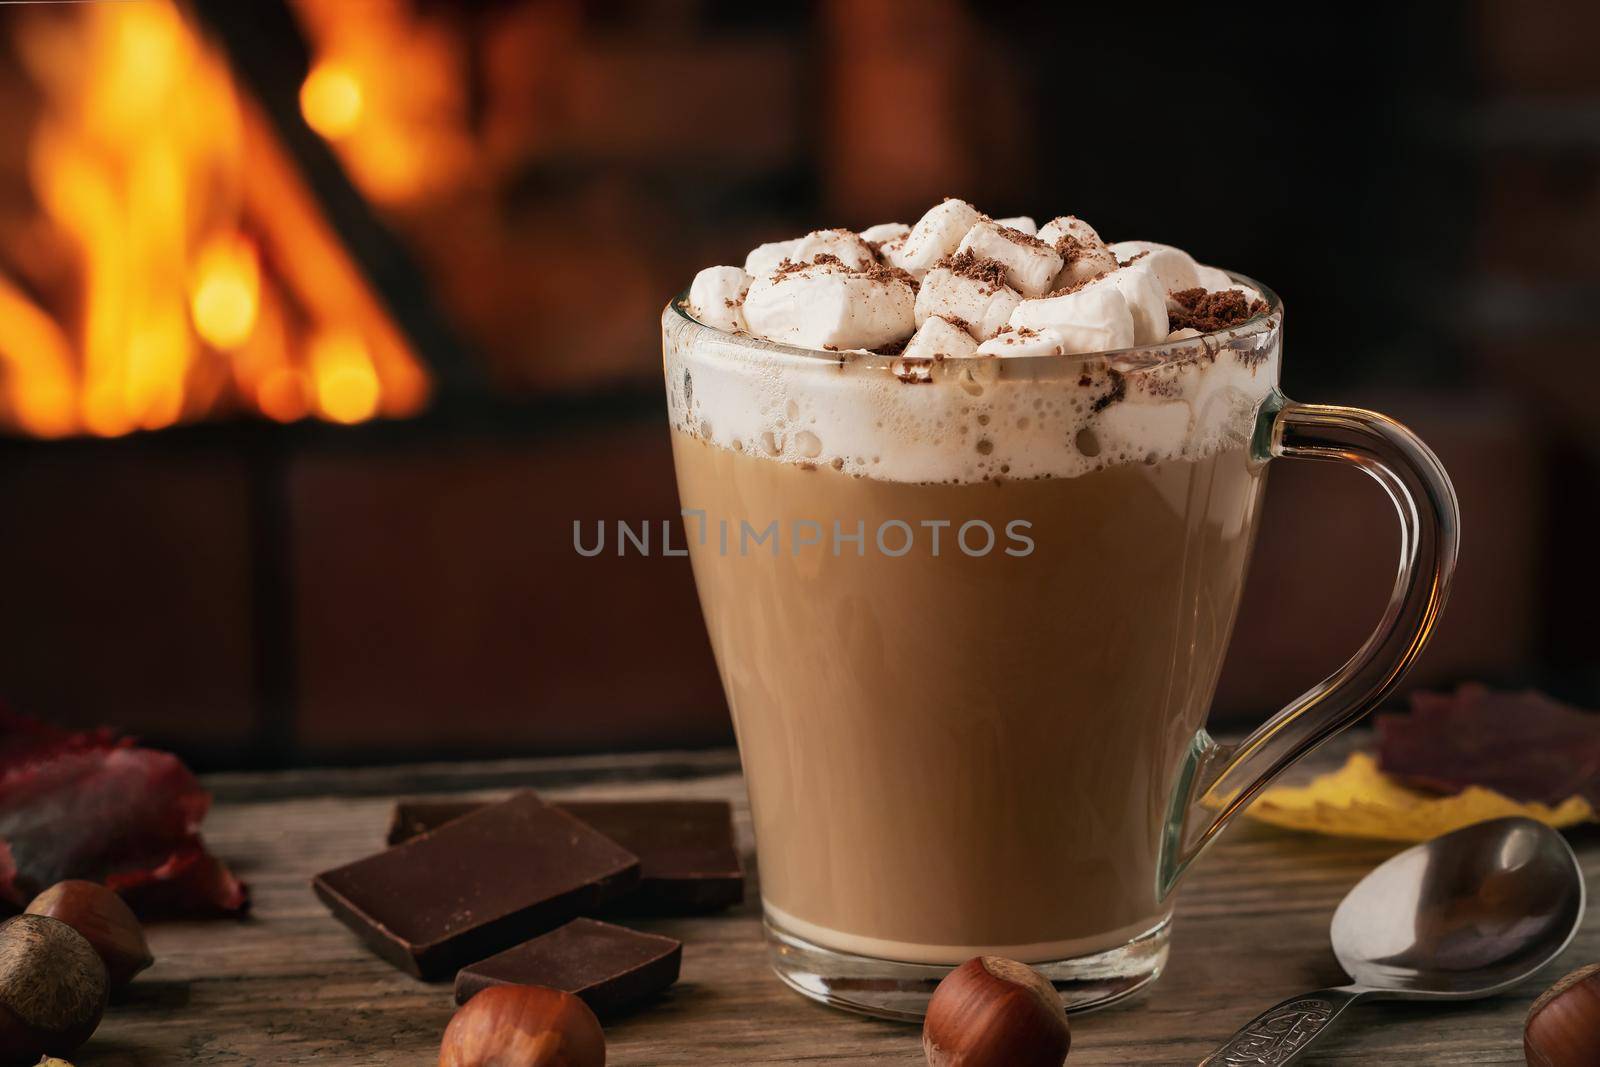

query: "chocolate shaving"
xmin=770 ymin=254 xmax=914 ymax=293
xmin=860 ymin=261 xmax=918 ymax=290
xmin=1043 ymin=271 xmax=1107 ymax=297
xmin=1167 ymin=287 xmax=1266 ymax=332
xmin=936 ymin=249 xmax=1009 ymax=293
xmin=1054 ymin=234 xmax=1089 ymax=263
xmin=997 ymin=226 xmax=1051 ymax=252
xmin=1377 ymin=685 xmax=1600 ymax=806
xmin=1090 ymin=369 xmax=1126 ymax=412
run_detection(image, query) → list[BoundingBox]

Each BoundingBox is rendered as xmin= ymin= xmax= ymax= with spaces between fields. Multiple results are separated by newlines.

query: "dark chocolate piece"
xmin=314 ymin=792 xmax=639 ymax=979
xmin=454 ymin=917 xmax=682 ymax=1015
xmin=389 ymin=798 xmax=744 ymax=913
xmin=560 ymin=800 xmax=744 ymax=913
xmin=387 ymin=799 xmax=482 ymax=845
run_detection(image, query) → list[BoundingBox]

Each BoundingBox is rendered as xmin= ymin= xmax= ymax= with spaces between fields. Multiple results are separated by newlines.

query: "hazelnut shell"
xmin=1526 ymin=963 xmax=1600 ymax=1067
xmin=923 ymin=955 xmax=1071 ymax=1067
xmin=27 ymin=881 xmax=153 ymax=989
xmin=440 ymin=984 xmax=605 ymax=1067
xmin=0 ymin=914 xmax=108 ymax=1067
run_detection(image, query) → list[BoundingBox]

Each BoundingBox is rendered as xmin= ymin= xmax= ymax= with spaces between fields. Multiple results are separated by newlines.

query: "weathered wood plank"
xmin=70 ymin=746 xmax=1596 ymax=1066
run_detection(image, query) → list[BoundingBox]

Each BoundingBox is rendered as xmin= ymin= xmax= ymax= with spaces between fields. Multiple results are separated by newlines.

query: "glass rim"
xmin=666 ymin=269 xmax=1282 ymax=371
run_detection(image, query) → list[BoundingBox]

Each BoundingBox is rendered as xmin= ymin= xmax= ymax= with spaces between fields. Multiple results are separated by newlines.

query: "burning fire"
xmin=293 ymin=0 xmax=473 ymax=207
xmin=0 ymin=1 xmax=429 ymax=438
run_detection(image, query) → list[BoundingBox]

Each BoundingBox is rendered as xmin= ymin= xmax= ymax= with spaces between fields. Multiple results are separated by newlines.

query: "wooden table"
xmin=81 ymin=744 xmax=1596 ymax=1065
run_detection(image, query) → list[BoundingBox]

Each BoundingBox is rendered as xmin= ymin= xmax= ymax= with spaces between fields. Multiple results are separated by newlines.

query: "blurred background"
xmin=0 ymin=0 xmax=1594 ymax=769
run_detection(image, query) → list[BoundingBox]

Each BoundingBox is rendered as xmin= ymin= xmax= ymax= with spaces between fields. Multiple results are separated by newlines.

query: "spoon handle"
xmin=1199 ymin=986 xmax=1369 ymax=1066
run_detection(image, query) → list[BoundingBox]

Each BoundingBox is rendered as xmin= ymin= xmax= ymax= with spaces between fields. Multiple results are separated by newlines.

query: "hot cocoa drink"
xmin=671 ymin=436 xmax=1265 ymax=963
xmin=664 ymin=198 xmax=1457 ymax=1017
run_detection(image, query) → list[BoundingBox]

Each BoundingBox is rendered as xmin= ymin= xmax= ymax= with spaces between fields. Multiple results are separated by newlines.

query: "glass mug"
xmin=662 ymin=276 xmax=1459 ymax=1020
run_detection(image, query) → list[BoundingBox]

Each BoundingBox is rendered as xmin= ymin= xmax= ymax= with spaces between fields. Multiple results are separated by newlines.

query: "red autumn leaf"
xmin=0 ymin=707 xmax=248 ymax=917
xmin=1377 ymin=684 xmax=1600 ymax=807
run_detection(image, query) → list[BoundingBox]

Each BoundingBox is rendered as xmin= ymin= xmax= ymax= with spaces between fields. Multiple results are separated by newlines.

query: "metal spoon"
xmin=1201 ymin=816 xmax=1585 ymax=1065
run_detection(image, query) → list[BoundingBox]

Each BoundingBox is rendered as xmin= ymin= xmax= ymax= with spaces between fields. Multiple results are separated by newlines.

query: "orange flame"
xmin=0 ymin=0 xmax=431 ymax=438
xmin=190 ymin=234 xmax=261 ymax=351
xmin=293 ymin=0 xmax=473 ymax=206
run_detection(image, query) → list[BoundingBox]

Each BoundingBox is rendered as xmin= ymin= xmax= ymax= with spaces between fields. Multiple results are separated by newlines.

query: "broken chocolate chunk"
xmin=388 ymin=798 xmax=745 ymax=913
xmin=454 ymin=917 xmax=682 ymax=1015
xmin=1378 ymin=685 xmax=1600 ymax=806
xmin=314 ymin=792 xmax=639 ymax=979
xmin=387 ymin=799 xmax=482 ymax=845
xmin=562 ymin=800 xmax=745 ymax=913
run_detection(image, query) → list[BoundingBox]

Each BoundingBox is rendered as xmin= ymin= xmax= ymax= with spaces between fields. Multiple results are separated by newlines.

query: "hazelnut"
xmin=27 ymin=881 xmax=153 ymax=989
xmin=1526 ymin=963 xmax=1600 ymax=1067
xmin=923 ymin=956 xmax=1071 ymax=1067
xmin=440 ymin=984 xmax=605 ymax=1067
xmin=0 ymin=915 xmax=108 ymax=1067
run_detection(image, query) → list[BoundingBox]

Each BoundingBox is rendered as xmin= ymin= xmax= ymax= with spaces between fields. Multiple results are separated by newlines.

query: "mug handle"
xmin=1158 ymin=396 xmax=1462 ymax=895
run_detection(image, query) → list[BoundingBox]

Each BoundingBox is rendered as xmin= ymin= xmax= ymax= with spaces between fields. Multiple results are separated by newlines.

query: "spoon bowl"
xmin=1203 ymin=816 xmax=1585 ymax=1065
xmin=1331 ymin=816 xmax=1586 ymax=997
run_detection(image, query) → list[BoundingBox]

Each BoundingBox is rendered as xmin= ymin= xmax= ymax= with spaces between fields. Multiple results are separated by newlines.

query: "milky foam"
xmin=663 ymin=299 xmax=1279 ymax=485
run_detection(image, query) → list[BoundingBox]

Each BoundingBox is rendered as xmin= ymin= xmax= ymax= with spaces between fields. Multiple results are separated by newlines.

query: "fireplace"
xmin=0 ymin=0 xmax=731 ymax=768
xmin=0 ymin=0 xmax=1577 ymax=769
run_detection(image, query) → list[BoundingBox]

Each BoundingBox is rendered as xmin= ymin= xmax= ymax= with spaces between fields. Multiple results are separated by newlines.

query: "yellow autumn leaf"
xmin=1246 ymin=752 xmax=1595 ymax=841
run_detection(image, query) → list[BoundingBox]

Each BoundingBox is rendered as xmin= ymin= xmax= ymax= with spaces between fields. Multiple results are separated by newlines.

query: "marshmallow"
xmin=1194 ymin=264 xmax=1235 ymax=292
xmin=1038 ymin=215 xmax=1105 ymax=246
xmin=1008 ymin=286 xmax=1136 ymax=354
xmin=860 ymin=222 xmax=911 ymax=246
xmin=1110 ymin=240 xmax=1204 ymax=294
xmin=687 ymin=265 xmax=751 ymax=333
xmin=976 ymin=327 xmax=1068 ymax=358
xmin=1167 ymin=327 xmax=1203 ymax=341
xmin=1038 ymin=216 xmax=1118 ymax=288
xmin=903 ymin=315 xmax=979 ymax=359
xmin=914 ymin=266 xmax=1022 ymax=340
xmin=792 ymin=228 xmax=876 ymax=270
xmin=882 ymin=199 xmax=985 ymax=278
xmin=994 ymin=216 xmax=1037 ymax=235
xmin=742 ymin=261 xmax=915 ymax=351
xmin=745 ymin=238 xmax=801 ymax=279
xmin=956 ymin=220 xmax=1064 ymax=298
xmin=1077 ymin=264 xmax=1169 ymax=345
